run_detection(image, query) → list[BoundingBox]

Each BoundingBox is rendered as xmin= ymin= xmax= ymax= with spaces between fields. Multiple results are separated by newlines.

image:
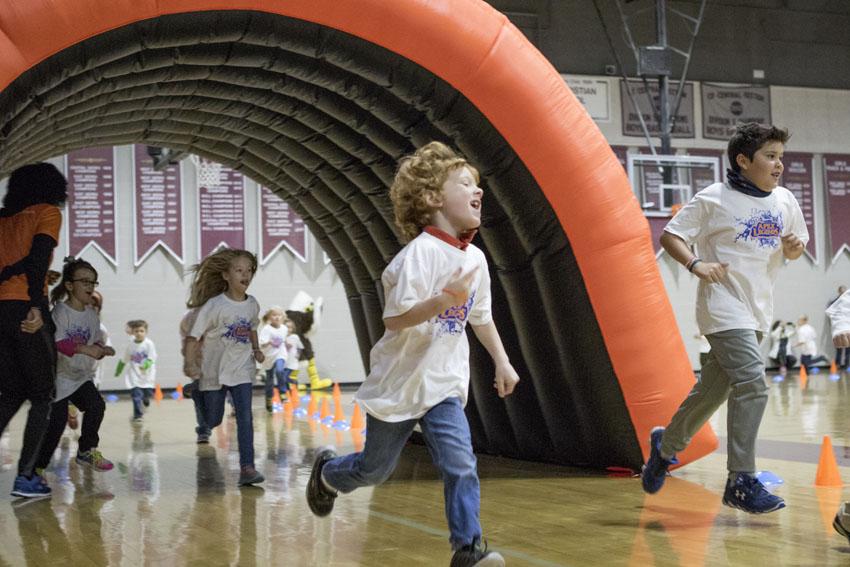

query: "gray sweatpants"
xmin=660 ymin=329 xmax=767 ymax=473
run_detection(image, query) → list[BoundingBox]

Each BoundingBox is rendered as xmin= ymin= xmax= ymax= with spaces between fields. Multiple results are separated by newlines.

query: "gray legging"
xmin=661 ymin=329 xmax=767 ymax=474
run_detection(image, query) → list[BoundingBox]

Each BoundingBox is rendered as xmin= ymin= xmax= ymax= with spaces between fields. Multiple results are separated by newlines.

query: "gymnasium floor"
xmin=1 ymin=371 xmax=849 ymax=566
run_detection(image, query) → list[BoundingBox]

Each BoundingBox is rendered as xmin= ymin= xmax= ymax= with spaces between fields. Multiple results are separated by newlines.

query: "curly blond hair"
xmin=187 ymin=249 xmax=258 ymax=308
xmin=390 ymin=141 xmax=479 ymax=242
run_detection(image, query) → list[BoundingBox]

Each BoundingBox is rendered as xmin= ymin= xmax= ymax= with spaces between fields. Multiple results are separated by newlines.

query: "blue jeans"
xmin=192 ymin=384 xmax=211 ymax=436
xmin=202 ymin=383 xmax=254 ymax=467
xmin=264 ymin=360 xmax=290 ymax=398
xmin=321 ymin=397 xmax=481 ymax=549
xmin=131 ymin=387 xmax=153 ymax=419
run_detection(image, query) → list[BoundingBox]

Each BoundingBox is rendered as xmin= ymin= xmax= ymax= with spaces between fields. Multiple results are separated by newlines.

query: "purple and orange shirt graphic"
xmin=735 ymin=209 xmax=783 ymax=249
xmin=65 ymin=326 xmax=92 ymax=346
xmin=435 ymin=291 xmax=475 ymax=337
xmin=223 ymin=318 xmax=252 ymax=344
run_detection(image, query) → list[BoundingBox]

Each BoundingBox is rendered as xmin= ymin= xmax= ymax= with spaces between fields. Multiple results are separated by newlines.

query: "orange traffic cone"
xmin=815 ymin=435 xmax=843 ymax=486
xmin=351 ymin=429 xmax=365 ymax=452
xmin=799 ymin=365 xmax=808 ymax=389
xmin=350 ymin=404 xmax=365 ymax=430
xmin=333 ymin=396 xmax=346 ymax=424
xmin=320 ymin=397 xmax=331 ymax=421
xmin=307 ymin=395 xmax=318 ymax=420
xmin=289 ymin=385 xmax=300 ymax=409
xmin=154 ymin=384 xmax=163 ymax=402
xmin=272 ymin=387 xmax=282 ymax=407
xmin=333 ymin=382 xmax=342 ymax=404
xmin=175 ymin=382 xmax=183 ymax=400
xmin=831 ymin=360 xmax=839 ymax=375
xmin=283 ymin=403 xmax=293 ymax=430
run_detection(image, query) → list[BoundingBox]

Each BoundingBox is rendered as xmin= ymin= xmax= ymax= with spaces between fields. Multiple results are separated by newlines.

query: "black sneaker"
xmin=306 ymin=448 xmax=338 ymax=517
xmin=834 ymin=502 xmax=850 ymax=544
xmin=238 ymin=465 xmax=265 ymax=486
xmin=265 ymin=397 xmax=273 ymax=413
xmin=641 ymin=426 xmax=677 ymax=494
xmin=722 ymin=473 xmax=785 ymax=514
xmin=450 ymin=539 xmax=505 ymax=567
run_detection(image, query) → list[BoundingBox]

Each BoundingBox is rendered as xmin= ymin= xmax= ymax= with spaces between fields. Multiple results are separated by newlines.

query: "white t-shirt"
xmin=827 ymin=291 xmax=850 ymax=338
xmin=258 ymin=324 xmax=288 ymax=370
xmin=355 ymin=231 xmax=493 ymax=422
xmin=664 ymin=182 xmax=808 ymax=334
xmin=52 ymin=302 xmax=105 ymax=401
xmin=284 ymin=334 xmax=304 ymax=371
xmin=794 ymin=323 xmax=818 ymax=356
xmin=123 ymin=338 xmax=157 ymax=389
xmin=189 ymin=293 xmax=260 ymax=389
xmin=93 ymin=322 xmax=111 ymax=389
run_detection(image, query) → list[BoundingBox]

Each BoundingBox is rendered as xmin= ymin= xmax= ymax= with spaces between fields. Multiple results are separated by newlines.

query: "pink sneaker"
xmin=76 ymin=449 xmax=114 ymax=471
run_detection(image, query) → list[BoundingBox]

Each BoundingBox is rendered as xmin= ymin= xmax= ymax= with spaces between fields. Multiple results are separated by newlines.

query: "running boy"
xmin=642 ymin=123 xmax=808 ymax=514
xmin=306 ymin=141 xmax=519 ymax=566
xmin=119 ymin=320 xmax=157 ymax=421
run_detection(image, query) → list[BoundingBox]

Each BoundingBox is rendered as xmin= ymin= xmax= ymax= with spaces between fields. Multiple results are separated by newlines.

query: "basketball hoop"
xmin=193 ymin=155 xmax=222 ymax=188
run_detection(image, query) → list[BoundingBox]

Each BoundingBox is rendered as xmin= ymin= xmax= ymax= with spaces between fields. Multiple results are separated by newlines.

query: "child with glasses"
xmin=34 ymin=257 xmax=115 ymax=474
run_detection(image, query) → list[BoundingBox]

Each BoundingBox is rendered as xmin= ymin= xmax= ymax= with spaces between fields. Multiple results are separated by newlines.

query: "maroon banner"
xmin=133 ymin=145 xmax=183 ymax=266
xmin=823 ymin=154 xmax=850 ymax=263
xmin=65 ymin=147 xmax=117 ymax=265
xmin=782 ymin=152 xmax=817 ymax=261
xmin=258 ymin=185 xmax=307 ymax=264
xmin=197 ymin=158 xmax=245 ymax=258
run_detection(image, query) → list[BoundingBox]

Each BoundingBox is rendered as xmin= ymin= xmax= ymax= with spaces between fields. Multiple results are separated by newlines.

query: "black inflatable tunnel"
xmin=0 ymin=0 xmax=716 ymax=470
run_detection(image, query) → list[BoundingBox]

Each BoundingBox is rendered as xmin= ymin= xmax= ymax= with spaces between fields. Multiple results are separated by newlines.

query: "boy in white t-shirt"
xmin=118 ymin=320 xmax=157 ymax=422
xmin=827 ymin=291 xmax=850 ymax=541
xmin=642 ymin=123 xmax=808 ymax=514
xmin=793 ymin=315 xmax=829 ymax=371
xmin=306 ymin=142 xmax=519 ymax=567
xmin=283 ymin=319 xmax=303 ymax=392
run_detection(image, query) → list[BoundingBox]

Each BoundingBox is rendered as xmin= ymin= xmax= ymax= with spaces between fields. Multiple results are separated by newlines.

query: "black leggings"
xmin=0 ymin=300 xmax=55 ymax=476
xmin=36 ymin=381 xmax=105 ymax=469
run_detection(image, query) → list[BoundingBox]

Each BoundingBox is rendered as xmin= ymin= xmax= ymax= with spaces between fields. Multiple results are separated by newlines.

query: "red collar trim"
xmin=424 ymin=226 xmax=476 ymax=251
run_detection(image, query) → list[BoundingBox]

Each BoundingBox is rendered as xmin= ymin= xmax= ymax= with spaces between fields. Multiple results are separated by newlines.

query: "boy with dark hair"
xmin=642 ymin=123 xmax=807 ymax=514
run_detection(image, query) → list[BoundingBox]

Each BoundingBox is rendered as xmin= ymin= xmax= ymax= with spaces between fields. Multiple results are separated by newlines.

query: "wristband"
xmin=686 ymin=258 xmax=702 ymax=273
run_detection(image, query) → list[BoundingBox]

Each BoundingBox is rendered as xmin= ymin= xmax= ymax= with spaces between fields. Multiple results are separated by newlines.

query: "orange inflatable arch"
xmin=0 ymin=0 xmax=716 ymax=469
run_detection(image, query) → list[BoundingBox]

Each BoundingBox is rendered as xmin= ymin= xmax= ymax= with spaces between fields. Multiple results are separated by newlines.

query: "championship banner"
xmin=258 ymin=185 xmax=307 ymax=265
xmin=701 ymin=83 xmax=771 ymax=141
xmin=823 ymin=154 xmax=850 ymax=263
xmin=196 ymin=158 xmax=245 ymax=258
xmin=620 ymin=79 xmax=695 ymax=138
xmin=133 ymin=145 xmax=184 ymax=266
xmin=782 ymin=152 xmax=817 ymax=262
xmin=65 ymin=147 xmax=118 ymax=265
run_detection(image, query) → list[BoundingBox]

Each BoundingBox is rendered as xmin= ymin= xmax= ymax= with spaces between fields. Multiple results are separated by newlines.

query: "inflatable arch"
xmin=0 ymin=0 xmax=716 ymax=470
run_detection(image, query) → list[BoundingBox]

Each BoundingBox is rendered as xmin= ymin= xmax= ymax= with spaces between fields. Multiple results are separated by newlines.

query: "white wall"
xmin=0 ymin=147 xmax=366 ymax=389
xmin=570 ymin=74 xmax=850 ymax=366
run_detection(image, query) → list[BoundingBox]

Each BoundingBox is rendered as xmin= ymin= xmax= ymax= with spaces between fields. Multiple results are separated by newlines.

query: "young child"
xmin=642 ymin=123 xmax=808 ymax=513
xmin=180 ymin=308 xmax=211 ymax=444
xmin=119 ymin=320 xmax=157 ymax=422
xmin=34 ymin=258 xmax=115 ymax=474
xmin=793 ymin=314 xmax=829 ymax=371
xmin=827 ymin=290 xmax=850 ymax=541
xmin=68 ymin=290 xmax=111 ymax=430
xmin=259 ymin=306 xmax=288 ymax=412
xmin=183 ymin=248 xmax=265 ymax=487
xmin=283 ymin=318 xmax=303 ymax=393
xmin=305 ymin=141 xmax=519 ymax=566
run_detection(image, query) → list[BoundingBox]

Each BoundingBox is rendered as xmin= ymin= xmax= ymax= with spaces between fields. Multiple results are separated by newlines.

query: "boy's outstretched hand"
xmin=781 ymin=233 xmax=804 ymax=258
xmin=494 ymin=362 xmax=520 ymax=398
xmin=692 ymin=261 xmax=729 ymax=284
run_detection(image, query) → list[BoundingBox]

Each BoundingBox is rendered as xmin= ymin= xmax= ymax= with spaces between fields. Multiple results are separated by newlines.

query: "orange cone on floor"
xmin=815 ymin=435 xmax=843 ymax=487
xmin=799 ymin=365 xmax=808 ymax=389
xmin=351 ymin=404 xmax=365 ymax=430
xmin=307 ymin=394 xmax=318 ymax=420
xmin=154 ymin=384 xmax=163 ymax=401
xmin=333 ymin=382 xmax=342 ymax=404
xmin=289 ymin=385 xmax=300 ymax=408
xmin=272 ymin=387 xmax=282 ymax=407
xmin=283 ymin=402 xmax=293 ymax=430
xmin=320 ymin=397 xmax=331 ymax=421
xmin=175 ymin=382 xmax=183 ymax=400
xmin=333 ymin=396 xmax=345 ymax=424
xmin=351 ymin=429 xmax=365 ymax=452
xmin=831 ymin=360 xmax=839 ymax=375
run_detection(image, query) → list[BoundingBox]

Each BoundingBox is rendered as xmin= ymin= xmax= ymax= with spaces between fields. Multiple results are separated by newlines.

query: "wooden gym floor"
xmin=1 ymin=370 xmax=849 ymax=566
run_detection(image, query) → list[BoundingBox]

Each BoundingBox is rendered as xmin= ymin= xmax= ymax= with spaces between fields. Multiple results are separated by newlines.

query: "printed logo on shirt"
xmin=130 ymin=350 xmax=149 ymax=365
xmin=735 ymin=209 xmax=783 ymax=248
xmin=435 ymin=291 xmax=475 ymax=337
xmin=270 ymin=335 xmax=284 ymax=348
xmin=65 ymin=326 xmax=92 ymax=346
xmin=223 ymin=317 xmax=252 ymax=344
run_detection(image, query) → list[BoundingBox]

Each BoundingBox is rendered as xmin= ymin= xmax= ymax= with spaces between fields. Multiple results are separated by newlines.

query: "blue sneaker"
xmin=722 ymin=473 xmax=785 ymax=514
xmin=641 ymin=426 xmax=676 ymax=494
xmin=11 ymin=474 xmax=52 ymax=498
